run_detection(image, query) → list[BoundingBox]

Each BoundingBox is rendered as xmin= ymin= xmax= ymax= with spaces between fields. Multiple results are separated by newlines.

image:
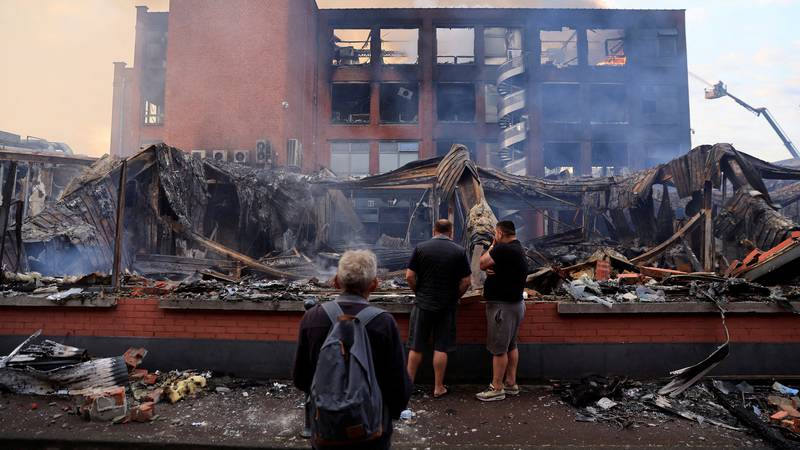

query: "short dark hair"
xmin=434 ymin=219 xmax=453 ymax=234
xmin=496 ymin=220 xmax=516 ymax=235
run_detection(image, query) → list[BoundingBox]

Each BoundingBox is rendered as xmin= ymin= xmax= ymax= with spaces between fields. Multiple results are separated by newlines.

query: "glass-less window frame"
xmin=436 ymin=27 xmax=475 ymax=64
xmin=540 ymin=27 xmax=578 ymax=68
xmin=380 ymin=83 xmax=419 ymax=124
xmin=484 ymin=84 xmax=501 ymax=123
xmin=587 ymin=28 xmax=626 ymax=67
xmin=380 ymin=28 xmax=419 ymax=64
xmin=379 ymin=141 xmax=419 ymax=173
xmin=437 ymin=83 xmax=476 ymax=122
xmin=331 ymin=83 xmax=371 ymax=124
xmin=330 ymin=141 xmax=371 ymax=177
xmin=484 ymin=27 xmax=523 ymax=65
xmin=332 ymin=29 xmax=372 ymax=66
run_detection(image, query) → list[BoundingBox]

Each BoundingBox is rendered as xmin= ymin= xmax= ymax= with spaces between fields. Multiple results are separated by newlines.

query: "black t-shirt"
xmin=483 ymin=240 xmax=528 ymax=303
xmin=408 ymin=236 xmax=471 ymax=312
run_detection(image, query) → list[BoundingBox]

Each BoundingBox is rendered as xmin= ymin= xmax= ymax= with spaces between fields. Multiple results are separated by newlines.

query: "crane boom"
xmin=704 ymin=81 xmax=799 ymax=159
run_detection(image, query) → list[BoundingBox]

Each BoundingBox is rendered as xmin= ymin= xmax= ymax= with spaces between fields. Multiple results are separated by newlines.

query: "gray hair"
xmin=337 ymin=250 xmax=378 ymax=294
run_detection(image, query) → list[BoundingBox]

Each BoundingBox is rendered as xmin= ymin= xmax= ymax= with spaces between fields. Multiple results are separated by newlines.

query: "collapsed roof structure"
xmin=2 ymin=142 xmax=800 ymax=287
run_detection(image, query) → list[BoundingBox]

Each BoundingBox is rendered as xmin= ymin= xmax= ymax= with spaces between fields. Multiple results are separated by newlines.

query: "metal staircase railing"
xmin=496 ymin=54 xmax=527 ymax=173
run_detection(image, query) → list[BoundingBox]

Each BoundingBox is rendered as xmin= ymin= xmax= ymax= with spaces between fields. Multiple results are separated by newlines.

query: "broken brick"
xmin=129 ymin=368 xmax=148 ymax=381
xmin=123 ymin=348 xmax=148 ymax=370
xmin=771 ymin=410 xmax=789 ymax=421
xmin=130 ymin=402 xmax=155 ymax=423
xmin=595 ymin=260 xmax=611 ymax=281
xmin=142 ymin=388 xmax=164 ymax=404
xmin=142 ymin=372 xmax=159 ymax=385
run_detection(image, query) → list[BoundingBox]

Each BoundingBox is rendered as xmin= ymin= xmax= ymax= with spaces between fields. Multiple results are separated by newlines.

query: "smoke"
xmin=319 ymin=0 xmax=607 ymax=7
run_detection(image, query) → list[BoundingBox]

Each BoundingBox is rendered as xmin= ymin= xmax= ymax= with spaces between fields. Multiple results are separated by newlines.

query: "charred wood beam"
xmin=630 ymin=212 xmax=704 ymax=265
xmin=112 ymin=160 xmax=127 ymax=292
xmin=0 ymin=161 xmax=18 ymax=282
xmin=703 ymin=180 xmax=714 ymax=272
xmin=186 ymin=231 xmax=303 ymax=280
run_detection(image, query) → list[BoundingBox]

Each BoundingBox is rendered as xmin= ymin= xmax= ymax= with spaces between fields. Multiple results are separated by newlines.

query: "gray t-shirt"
xmin=408 ymin=236 xmax=471 ymax=312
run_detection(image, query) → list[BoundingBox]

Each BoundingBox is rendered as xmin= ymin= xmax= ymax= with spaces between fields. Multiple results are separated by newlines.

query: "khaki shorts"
xmin=485 ymin=302 xmax=525 ymax=356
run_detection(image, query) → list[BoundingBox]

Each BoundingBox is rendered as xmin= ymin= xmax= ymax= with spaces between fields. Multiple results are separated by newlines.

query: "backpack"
xmin=309 ymin=301 xmax=386 ymax=446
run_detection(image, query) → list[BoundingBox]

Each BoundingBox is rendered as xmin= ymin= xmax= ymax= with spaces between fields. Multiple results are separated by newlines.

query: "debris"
xmin=400 ymin=409 xmax=414 ymax=420
xmin=652 ymin=394 xmax=743 ymax=431
xmin=80 ymin=387 xmax=128 ymax=422
xmin=596 ymin=397 xmax=617 ymax=410
xmin=165 ymin=374 xmax=207 ymax=403
xmin=123 ymin=348 xmax=148 ymax=371
xmin=45 ymin=287 xmax=83 ymax=301
xmin=773 ymin=382 xmax=800 ymax=396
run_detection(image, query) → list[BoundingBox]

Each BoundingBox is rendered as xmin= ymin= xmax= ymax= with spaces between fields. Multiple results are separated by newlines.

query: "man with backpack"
xmin=293 ymin=250 xmax=411 ymax=449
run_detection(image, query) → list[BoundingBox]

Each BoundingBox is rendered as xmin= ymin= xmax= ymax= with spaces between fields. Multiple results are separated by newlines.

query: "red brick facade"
xmin=2 ymin=298 xmax=797 ymax=345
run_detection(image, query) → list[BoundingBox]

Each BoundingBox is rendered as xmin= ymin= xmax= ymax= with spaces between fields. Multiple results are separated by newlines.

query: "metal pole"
xmin=0 ymin=161 xmax=18 ymax=280
xmin=703 ymin=180 xmax=714 ymax=272
xmin=112 ymin=160 xmax=128 ymax=291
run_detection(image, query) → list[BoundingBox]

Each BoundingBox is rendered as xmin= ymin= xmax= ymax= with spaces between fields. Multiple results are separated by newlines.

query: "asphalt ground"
xmin=0 ymin=383 xmax=772 ymax=449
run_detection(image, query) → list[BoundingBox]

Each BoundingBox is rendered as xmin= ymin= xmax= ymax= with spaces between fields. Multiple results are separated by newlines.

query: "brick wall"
xmin=2 ymin=298 xmax=799 ymax=345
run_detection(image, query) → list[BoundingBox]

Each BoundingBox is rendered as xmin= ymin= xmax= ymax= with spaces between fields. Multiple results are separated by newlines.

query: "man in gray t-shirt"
xmin=405 ymin=219 xmax=471 ymax=398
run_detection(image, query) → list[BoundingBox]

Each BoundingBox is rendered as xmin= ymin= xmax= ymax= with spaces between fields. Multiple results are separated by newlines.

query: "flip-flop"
xmin=433 ymin=386 xmax=449 ymax=399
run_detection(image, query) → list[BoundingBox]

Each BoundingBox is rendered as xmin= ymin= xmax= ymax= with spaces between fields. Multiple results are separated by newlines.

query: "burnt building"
xmin=111 ymin=1 xmax=690 ymax=178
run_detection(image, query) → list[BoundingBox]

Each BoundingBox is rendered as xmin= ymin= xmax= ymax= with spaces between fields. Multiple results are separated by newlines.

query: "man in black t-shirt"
xmin=476 ymin=220 xmax=528 ymax=402
xmin=405 ymin=219 xmax=471 ymax=398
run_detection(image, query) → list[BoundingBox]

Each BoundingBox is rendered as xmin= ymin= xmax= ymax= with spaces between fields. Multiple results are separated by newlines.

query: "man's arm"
xmin=458 ymin=275 xmax=471 ymax=297
xmin=292 ymin=317 xmax=312 ymax=393
xmin=479 ymin=245 xmax=496 ymax=271
xmin=405 ymin=269 xmax=417 ymax=292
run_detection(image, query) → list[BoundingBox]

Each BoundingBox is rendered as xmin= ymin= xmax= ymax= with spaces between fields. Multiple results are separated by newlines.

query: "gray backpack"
xmin=310 ymin=301 xmax=386 ymax=446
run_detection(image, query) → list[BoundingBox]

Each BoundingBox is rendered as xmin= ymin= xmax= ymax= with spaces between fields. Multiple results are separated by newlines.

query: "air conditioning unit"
xmin=286 ymin=139 xmax=302 ymax=169
xmin=211 ymin=150 xmax=228 ymax=162
xmin=232 ymin=150 xmax=249 ymax=164
xmin=256 ymin=139 xmax=272 ymax=166
xmin=190 ymin=150 xmax=206 ymax=160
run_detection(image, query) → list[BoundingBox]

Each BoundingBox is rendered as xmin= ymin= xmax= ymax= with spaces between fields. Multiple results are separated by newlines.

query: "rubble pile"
xmin=0 ymin=333 xmax=210 ymax=425
xmin=558 ymin=376 xmax=800 ymax=447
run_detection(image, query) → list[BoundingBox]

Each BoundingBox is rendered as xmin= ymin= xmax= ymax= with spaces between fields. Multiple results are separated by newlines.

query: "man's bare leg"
xmin=407 ymin=350 xmax=423 ymax=383
xmin=491 ymin=353 xmax=508 ymax=390
xmin=504 ymin=347 xmax=519 ymax=387
xmin=433 ymin=351 xmax=448 ymax=396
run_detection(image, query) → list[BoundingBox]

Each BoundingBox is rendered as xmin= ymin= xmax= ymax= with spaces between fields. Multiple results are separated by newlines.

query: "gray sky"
xmin=0 ymin=0 xmax=797 ymax=162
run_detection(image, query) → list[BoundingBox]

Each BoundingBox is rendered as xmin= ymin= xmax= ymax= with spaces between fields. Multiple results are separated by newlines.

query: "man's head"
xmin=333 ymin=250 xmax=379 ymax=298
xmin=433 ymin=219 xmax=453 ymax=238
xmin=494 ymin=220 xmax=516 ymax=243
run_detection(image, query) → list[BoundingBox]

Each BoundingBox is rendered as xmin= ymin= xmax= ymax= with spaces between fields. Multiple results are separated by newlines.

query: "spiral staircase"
xmin=496 ymin=54 xmax=528 ymax=174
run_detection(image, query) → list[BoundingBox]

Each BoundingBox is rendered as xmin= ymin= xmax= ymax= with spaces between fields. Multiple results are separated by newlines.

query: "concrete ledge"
xmin=557 ymin=301 xmax=800 ymax=315
xmin=0 ymin=295 xmax=116 ymax=308
xmin=158 ymin=297 xmax=415 ymax=314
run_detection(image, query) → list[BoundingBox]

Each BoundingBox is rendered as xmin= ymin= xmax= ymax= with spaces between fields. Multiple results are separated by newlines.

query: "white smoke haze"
xmin=318 ymin=0 xmax=607 ymax=7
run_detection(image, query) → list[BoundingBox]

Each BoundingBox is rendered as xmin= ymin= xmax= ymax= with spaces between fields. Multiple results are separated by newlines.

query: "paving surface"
xmin=0 ymin=382 xmax=772 ymax=449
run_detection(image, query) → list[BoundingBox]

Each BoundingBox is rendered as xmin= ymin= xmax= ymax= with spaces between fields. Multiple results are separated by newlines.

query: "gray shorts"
xmin=485 ymin=302 xmax=526 ymax=356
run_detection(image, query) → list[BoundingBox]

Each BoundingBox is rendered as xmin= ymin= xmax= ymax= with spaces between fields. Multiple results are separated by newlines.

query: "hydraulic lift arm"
xmin=705 ymin=81 xmax=799 ymax=159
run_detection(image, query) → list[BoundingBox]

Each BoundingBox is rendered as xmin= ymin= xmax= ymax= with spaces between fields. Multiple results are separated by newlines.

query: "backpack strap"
xmin=355 ymin=306 xmax=385 ymax=327
xmin=321 ymin=301 xmax=344 ymax=325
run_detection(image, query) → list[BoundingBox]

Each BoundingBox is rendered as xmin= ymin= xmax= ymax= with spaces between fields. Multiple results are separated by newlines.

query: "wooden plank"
xmin=0 ymin=296 xmax=117 ymax=308
xmin=557 ymin=301 xmax=800 ymax=315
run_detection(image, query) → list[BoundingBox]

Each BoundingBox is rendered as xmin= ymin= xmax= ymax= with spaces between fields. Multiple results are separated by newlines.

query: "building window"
xmin=485 ymin=84 xmax=501 ymax=123
xmin=379 ymin=141 xmax=419 ymax=173
xmin=436 ymin=28 xmax=475 ymax=64
xmin=143 ymin=100 xmax=163 ymax=125
xmin=541 ymin=83 xmax=580 ymax=123
xmin=589 ymin=84 xmax=627 ymax=124
xmin=544 ymin=143 xmax=580 ymax=177
xmin=332 ymin=29 xmax=371 ymax=65
xmin=380 ymin=83 xmax=419 ymax=123
xmin=658 ymin=29 xmax=678 ymax=57
xmin=587 ymin=29 xmax=626 ymax=66
xmin=437 ymin=83 xmax=475 ymax=122
xmin=330 ymin=142 xmax=370 ymax=177
xmin=380 ymin=29 xmax=419 ymax=64
xmin=331 ymin=83 xmax=371 ymax=124
xmin=591 ymin=143 xmax=628 ymax=176
xmin=540 ymin=28 xmax=578 ymax=68
xmin=641 ymin=85 xmax=680 ymax=124
xmin=484 ymin=27 xmax=522 ymax=65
